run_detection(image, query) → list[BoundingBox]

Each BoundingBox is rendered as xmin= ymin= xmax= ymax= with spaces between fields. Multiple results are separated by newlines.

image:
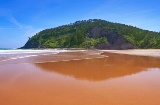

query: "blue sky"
xmin=0 ymin=0 xmax=160 ymax=48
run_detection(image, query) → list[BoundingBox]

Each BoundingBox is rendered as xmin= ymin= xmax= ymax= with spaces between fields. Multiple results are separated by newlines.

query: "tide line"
xmin=34 ymin=56 xmax=108 ymax=64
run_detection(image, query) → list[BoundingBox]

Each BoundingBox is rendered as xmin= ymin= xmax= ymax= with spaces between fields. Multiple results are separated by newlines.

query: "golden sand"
xmin=101 ymin=49 xmax=160 ymax=57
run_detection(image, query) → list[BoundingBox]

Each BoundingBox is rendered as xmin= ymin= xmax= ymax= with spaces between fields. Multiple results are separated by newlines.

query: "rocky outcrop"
xmin=89 ymin=27 xmax=135 ymax=50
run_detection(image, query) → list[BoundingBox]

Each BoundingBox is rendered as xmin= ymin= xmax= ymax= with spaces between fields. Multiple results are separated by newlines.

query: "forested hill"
xmin=21 ymin=19 xmax=160 ymax=49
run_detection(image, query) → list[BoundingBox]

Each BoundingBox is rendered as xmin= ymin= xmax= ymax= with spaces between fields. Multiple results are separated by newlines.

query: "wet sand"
xmin=101 ymin=49 xmax=160 ymax=57
xmin=0 ymin=50 xmax=105 ymax=65
xmin=0 ymin=50 xmax=160 ymax=105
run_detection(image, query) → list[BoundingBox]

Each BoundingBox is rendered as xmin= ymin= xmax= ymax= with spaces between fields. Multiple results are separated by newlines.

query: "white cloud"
xmin=24 ymin=27 xmax=42 ymax=38
xmin=8 ymin=15 xmax=24 ymax=28
xmin=7 ymin=15 xmax=42 ymax=37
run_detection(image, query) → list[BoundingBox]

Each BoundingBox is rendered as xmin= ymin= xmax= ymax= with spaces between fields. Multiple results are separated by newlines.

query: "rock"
xmin=89 ymin=27 xmax=135 ymax=50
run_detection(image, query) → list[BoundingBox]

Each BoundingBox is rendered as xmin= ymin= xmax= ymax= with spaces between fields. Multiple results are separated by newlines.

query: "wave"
xmin=0 ymin=49 xmax=64 ymax=54
xmin=0 ymin=49 xmax=68 ymax=62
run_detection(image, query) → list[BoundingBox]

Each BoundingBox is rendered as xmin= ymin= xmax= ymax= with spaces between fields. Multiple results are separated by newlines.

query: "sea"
xmin=0 ymin=48 xmax=67 ymax=62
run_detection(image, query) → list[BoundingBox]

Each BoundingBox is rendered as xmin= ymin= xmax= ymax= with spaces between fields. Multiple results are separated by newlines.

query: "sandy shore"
xmin=0 ymin=50 xmax=107 ymax=65
xmin=1 ymin=49 xmax=160 ymax=105
xmin=101 ymin=49 xmax=160 ymax=57
xmin=1 ymin=49 xmax=160 ymax=65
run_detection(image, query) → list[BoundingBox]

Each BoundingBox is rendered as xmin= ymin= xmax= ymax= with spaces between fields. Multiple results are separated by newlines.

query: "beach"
xmin=101 ymin=49 xmax=160 ymax=57
xmin=0 ymin=49 xmax=160 ymax=105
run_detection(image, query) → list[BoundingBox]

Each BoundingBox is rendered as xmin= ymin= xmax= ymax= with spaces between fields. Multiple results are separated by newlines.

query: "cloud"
xmin=8 ymin=15 xmax=24 ymax=28
xmin=2 ymin=15 xmax=42 ymax=39
xmin=8 ymin=15 xmax=42 ymax=36
xmin=23 ymin=27 xmax=42 ymax=37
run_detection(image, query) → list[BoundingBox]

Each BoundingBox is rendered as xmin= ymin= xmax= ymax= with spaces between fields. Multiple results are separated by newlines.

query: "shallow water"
xmin=0 ymin=49 xmax=67 ymax=62
xmin=0 ymin=53 xmax=160 ymax=105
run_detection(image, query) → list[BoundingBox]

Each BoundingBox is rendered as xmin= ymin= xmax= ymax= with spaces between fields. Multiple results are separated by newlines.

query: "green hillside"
xmin=21 ymin=19 xmax=160 ymax=49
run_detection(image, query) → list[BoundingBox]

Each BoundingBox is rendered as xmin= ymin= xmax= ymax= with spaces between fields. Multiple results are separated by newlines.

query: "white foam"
xmin=0 ymin=49 xmax=108 ymax=64
xmin=0 ymin=49 xmax=67 ymax=54
xmin=34 ymin=56 xmax=108 ymax=64
xmin=0 ymin=49 xmax=67 ymax=62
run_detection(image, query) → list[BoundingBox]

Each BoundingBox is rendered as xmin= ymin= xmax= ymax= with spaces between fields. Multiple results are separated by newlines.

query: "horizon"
xmin=0 ymin=0 xmax=160 ymax=48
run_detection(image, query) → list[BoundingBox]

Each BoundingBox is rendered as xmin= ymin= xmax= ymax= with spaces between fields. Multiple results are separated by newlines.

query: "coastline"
xmin=1 ymin=49 xmax=160 ymax=65
xmin=18 ymin=48 xmax=160 ymax=58
xmin=0 ymin=50 xmax=106 ymax=65
xmin=101 ymin=49 xmax=160 ymax=58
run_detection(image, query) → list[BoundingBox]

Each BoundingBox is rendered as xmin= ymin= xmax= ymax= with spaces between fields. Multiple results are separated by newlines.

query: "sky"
xmin=0 ymin=0 xmax=160 ymax=48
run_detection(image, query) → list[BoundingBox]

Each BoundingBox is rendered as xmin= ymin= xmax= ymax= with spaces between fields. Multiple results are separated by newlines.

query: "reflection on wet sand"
xmin=35 ymin=53 xmax=160 ymax=81
xmin=1 ymin=52 xmax=160 ymax=105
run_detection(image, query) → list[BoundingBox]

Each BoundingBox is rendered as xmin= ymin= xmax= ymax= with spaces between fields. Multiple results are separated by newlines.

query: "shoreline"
xmin=17 ymin=48 xmax=160 ymax=58
xmin=0 ymin=50 xmax=106 ymax=65
xmin=19 ymin=48 xmax=160 ymax=55
xmin=100 ymin=49 xmax=160 ymax=58
xmin=1 ymin=49 xmax=160 ymax=65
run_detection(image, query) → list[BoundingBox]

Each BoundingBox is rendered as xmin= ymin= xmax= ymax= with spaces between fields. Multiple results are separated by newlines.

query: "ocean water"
xmin=0 ymin=48 xmax=15 ymax=50
xmin=0 ymin=48 xmax=67 ymax=62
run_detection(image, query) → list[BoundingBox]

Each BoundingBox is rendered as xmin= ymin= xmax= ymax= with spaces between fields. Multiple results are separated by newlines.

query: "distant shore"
xmin=19 ymin=48 xmax=160 ymax=58
xmin=101 ymin=49 xmax=160 ymax=58
xmin=18 ymin=48 xmax=160 ymax=58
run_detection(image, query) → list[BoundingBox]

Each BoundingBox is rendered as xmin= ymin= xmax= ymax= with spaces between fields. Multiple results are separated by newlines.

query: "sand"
xmin=101 ymin=49 xmax=160 ymax=57
xmin=0 ymin=49 xmax=160 ymax=105
xmin=0 ymin=50 xmax=107 ymax=65
xmin=1 ymin=49 xmax=160 ymax=65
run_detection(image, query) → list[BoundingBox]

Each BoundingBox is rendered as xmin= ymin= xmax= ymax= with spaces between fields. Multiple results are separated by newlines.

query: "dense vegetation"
xmin=22 ymin=19 xmax=160 ymax=49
